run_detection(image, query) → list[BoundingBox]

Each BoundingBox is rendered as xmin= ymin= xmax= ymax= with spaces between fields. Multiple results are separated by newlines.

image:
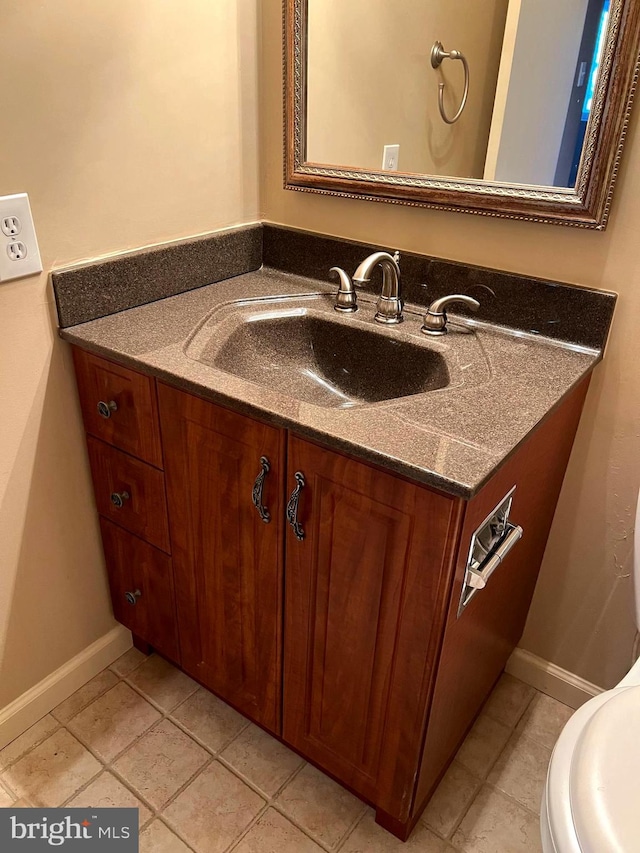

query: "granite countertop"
xmin=59 ymin=266 xmax=600 ymax=499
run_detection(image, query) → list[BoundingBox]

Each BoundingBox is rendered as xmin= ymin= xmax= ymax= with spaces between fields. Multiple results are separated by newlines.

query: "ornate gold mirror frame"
xmin=284 ymin=0 xmax=640 ymax=229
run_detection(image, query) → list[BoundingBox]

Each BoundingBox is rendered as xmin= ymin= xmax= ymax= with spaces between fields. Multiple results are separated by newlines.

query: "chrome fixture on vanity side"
xmin=422 ymin=294 xmax=480 ymax=336
xmin=353 ymin=251 xmax=403 ymax=324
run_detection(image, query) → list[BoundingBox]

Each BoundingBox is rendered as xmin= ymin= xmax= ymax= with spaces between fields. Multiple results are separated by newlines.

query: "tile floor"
xmin=0 ymin=649 xmax=574 ymax=853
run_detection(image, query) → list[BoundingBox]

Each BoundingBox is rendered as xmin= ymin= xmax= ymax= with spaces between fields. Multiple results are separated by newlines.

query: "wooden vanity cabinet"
xmin=72 ymin=346 xmax=590 ymax=841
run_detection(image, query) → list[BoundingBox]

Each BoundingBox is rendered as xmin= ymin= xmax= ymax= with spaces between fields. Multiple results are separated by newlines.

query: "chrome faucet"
xmin=353 ymin=251 xmax=403 ymax=324
xmin=421 ymin=294 xmax=480 ymax=335
xmin=330 ymin=266 xmax=358 ymax=313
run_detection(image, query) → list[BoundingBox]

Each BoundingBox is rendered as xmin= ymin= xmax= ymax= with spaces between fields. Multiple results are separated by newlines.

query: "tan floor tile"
xmin=275 ymin=763 xmax=366 ymax=849
xmin=111 ymin=647 xmax=149 ymax=677
xmin=455 ymin=714 xmax=511 ymax=779
xmin=68 ymin=682 xmax=161 ymax=762
xmin=52 ymin=670 xmax=119 ymax=723
xmin=171 ymin=687 xmax=247 ymax=752
xmin=163 ymin=761 xmax=265 ymax=853
xmin=0 ymin=782 xmax=14 ymax=807
xmin=482 ymin=675 xmax=535 ymax=729
xmin=452 ymin=786 xmax=541 ymax=852
xmin=343 ymin=810 xmax=449 ymax=852
xmin=128 ymin=655 xmax=198 ymax=712
xmin=220 ymin=724 xmax=304 ymax=796
xmin=516 ymin=693 xmax=573 ymax=750
xmin=0 ymin=715 xmax=59 ymax=770
xmin=113 ymin=719 xmax=209 ymax=809
xmin=1 ymin=729 xmax=100 ymax=807
xmin=66 ymin=770 xmax=153 ymax=825
xmin=421 ymin=761 xmax=480 ymax=838
xmin=233 ymin=808 xmax=324 ymax=853
xmin=12 ymin=797 xmax=35 ymax=808
xmin=140 ymin=819 xmax=192 ymax=853
xmin=488 ymin=731 xmax=551 ymax=814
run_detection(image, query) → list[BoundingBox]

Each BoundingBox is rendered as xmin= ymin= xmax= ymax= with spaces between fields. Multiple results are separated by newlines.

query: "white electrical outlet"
xmin=0 ymin=193 xmax=43 ymax=283
xmin=382 ymin=144 xmax=400 ymax=171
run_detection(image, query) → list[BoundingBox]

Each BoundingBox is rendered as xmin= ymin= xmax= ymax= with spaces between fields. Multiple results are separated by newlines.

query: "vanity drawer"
xmin=73 ymin=347 xmax=163 ymax=468
xmin=100 ymin=519 xmax=179 ymax=663
xmin=87 ymin=437 xmax=171 ymax=553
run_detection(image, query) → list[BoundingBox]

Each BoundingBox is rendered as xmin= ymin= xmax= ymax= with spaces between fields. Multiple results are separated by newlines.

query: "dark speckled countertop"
xmin=59 ymin=266 xmax=600 ymax=498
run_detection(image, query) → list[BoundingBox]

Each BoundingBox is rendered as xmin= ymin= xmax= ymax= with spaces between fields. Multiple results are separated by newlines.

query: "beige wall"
xmin=261 ymin=0 xmax=640 ymax=689
xmin=306 ymin=0 xmax=509 ymax=177
xmin=0 ymin=0 xmax=259 ymax=709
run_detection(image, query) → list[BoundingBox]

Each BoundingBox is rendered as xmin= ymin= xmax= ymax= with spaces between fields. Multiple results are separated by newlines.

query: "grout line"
xmin=108 ymin=650 xmax=150 ymax=679
xmin=65 ymin=705 xmax=161 ymax=768
xmin=223 ymin=802 xmax=271 ymax=853
xmin=269 ymin=796 xmax=365 ymax=853
xmin=122 ymin=675 xmax=199 ymax=717
xmin=333 ymin=804 xmax=370 ymax=852
xmin=482 ymin=781 xmax=542 ymax=820
xmin=0 ymin=776 xmax=18 ymax=801
xmin=217 ymin=747 xmax=305 ymax=803
xmin=446 ymin=774 xmax=483 ymax=841
xmin=58 ymin=766 xmax=155 ymax=830
xmin=419 ymin=770 xmax=484 ymax=843
xmin=153 ymin=814 xmax=200 ymax=853
xmin=159 ymin=757 xmax=257 ymax=853
xmin=0 ymin=720 xmax=63 ymax=774
xmin=148 ymin=754 xmax=216 ymax=814
xmin=167 ymin=711 xmax=250 ymax=759
xmin=334 ymin=808 xmax=367 ymax=852
xmin=475 ymin=694 xmax=542 ymax=790
xmin=51 ymin=668 xmax=122 ymax=723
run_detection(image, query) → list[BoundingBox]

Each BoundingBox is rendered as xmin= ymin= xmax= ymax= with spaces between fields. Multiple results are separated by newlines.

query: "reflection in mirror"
xmin=306 ymin=0 xmax=611 ymax=189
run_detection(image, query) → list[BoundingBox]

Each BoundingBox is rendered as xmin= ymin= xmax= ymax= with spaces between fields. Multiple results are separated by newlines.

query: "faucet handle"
xmin=422 ymin=294 xmax=480 ymax=335
xmin=330 ymin=266 xmax=358 ymax=313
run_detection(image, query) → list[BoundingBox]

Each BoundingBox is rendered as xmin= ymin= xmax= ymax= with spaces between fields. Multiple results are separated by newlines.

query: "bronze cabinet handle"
xmin=252 ymin=456 xmax=271 ymax=523
xmin=286 ymin=472 xmax=306 ymax=541
xmin=97 ymin=400 xmax=118 ymax=419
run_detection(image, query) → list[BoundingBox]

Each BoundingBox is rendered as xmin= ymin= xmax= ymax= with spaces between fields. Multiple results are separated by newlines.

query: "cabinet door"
xmin=283 ymin=435 xmax=463 ymax=819
xmin=158 ymin=384 xmax=285 ymax=734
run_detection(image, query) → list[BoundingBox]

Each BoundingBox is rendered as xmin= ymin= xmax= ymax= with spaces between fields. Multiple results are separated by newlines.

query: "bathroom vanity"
xmin=56 ymin=225 xmax=615 ymax=840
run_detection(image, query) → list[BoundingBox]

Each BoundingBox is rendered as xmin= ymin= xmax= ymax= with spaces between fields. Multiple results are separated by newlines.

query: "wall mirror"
xmin=285 ymin=0 xmax=640 ymax=228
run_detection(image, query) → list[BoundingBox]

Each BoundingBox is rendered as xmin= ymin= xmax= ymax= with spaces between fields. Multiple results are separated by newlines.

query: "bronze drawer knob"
xmin=125 ymin=589 xmax=141 ymax=606
xmin=110 ymin=490 xmax=130 ymax=509
xmin=97 ymin=399 xmax=118 ymax=419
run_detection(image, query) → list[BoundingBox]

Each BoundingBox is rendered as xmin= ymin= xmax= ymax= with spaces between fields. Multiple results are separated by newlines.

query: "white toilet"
xmin=541 ymin=490 xmax=640 ymax=851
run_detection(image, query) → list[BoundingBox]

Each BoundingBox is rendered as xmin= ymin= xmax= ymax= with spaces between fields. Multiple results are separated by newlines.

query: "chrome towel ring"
xmin=431 ymin=41 xmax=469 ymax=125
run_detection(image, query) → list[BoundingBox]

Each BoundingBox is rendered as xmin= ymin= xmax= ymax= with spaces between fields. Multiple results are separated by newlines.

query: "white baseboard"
xmin=0 ymin=625 xmax=132 ymax=749
xmin=506 ymin=648 xmax=604 ymax=710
